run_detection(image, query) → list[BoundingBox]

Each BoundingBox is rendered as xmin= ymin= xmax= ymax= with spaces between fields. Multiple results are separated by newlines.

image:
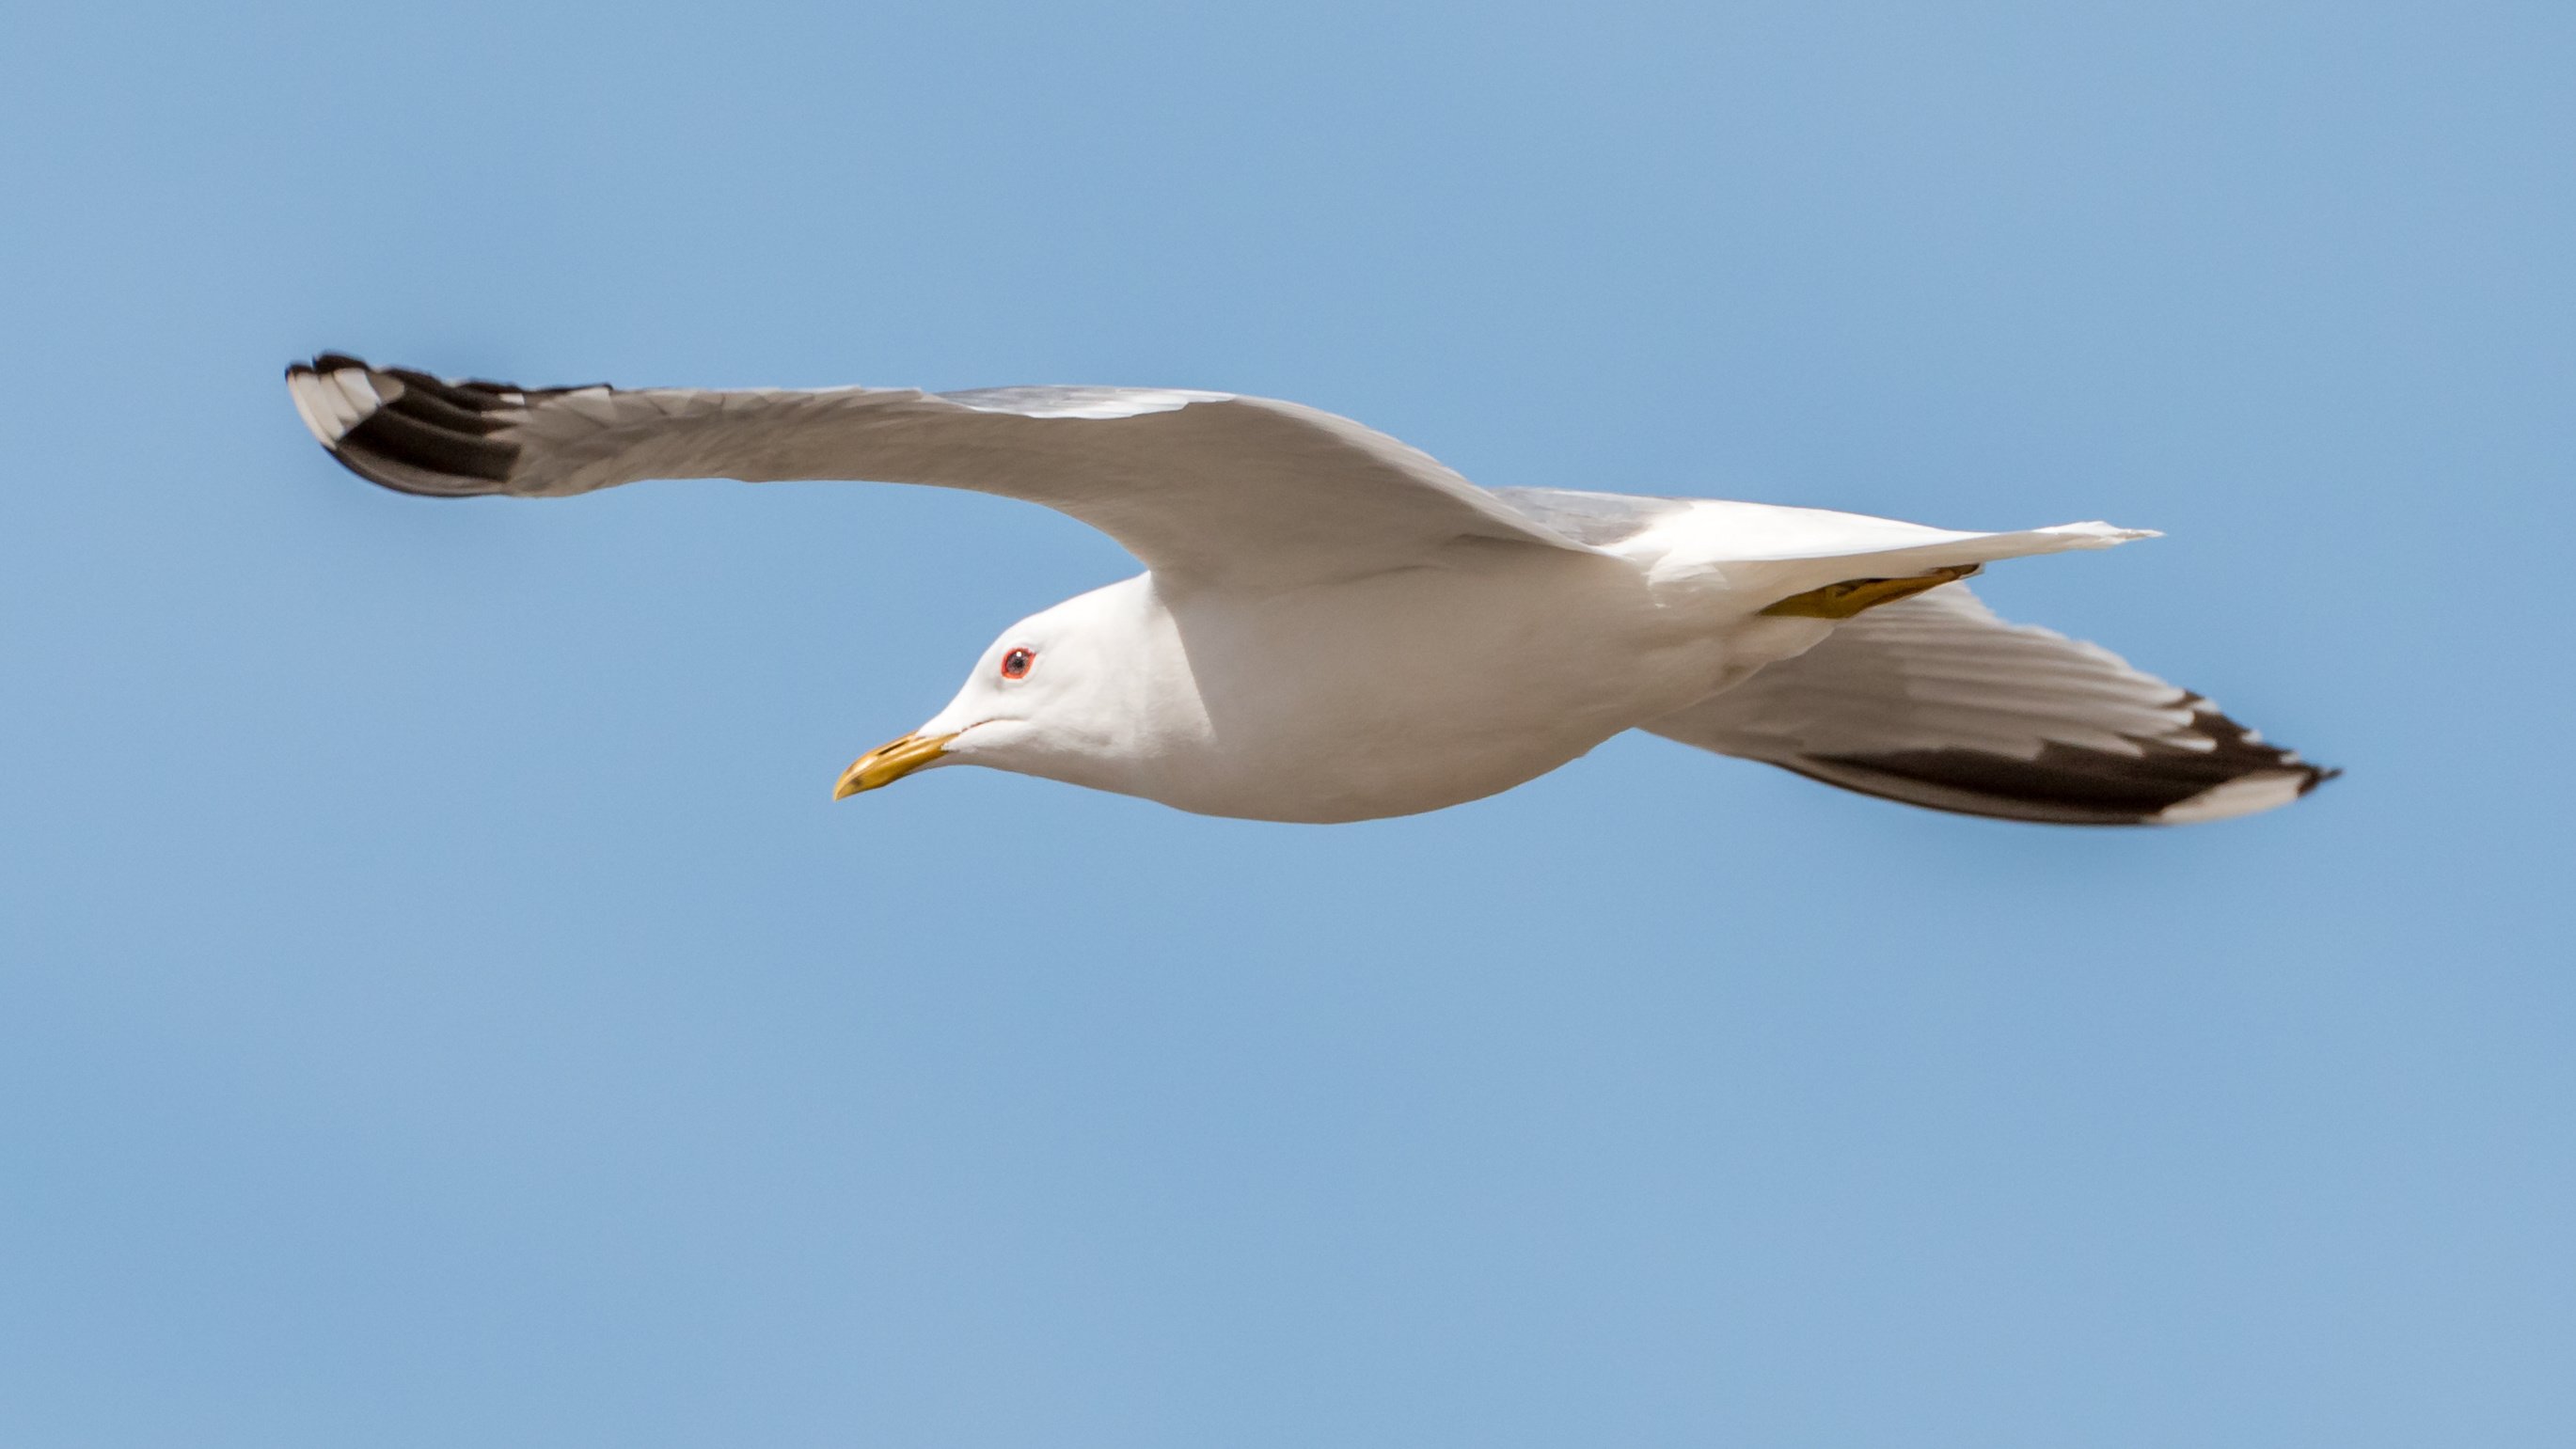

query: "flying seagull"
xmin=285 ymin=354 xmax=2333 ymax=826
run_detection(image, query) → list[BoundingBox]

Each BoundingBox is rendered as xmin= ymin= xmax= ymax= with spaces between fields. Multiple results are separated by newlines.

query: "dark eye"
xmin=1000 ymin=647 xmax=1035 ymax=680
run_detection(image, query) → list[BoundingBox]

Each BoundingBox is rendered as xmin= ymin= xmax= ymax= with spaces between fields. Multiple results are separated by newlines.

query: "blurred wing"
xmin=285 ymin=354 xmax=1590 ymax=588
xmin=1645 ymin=585 xmax=2335 ymax=826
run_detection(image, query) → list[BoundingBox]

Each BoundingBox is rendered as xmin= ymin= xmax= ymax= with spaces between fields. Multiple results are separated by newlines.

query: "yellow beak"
xmin=833 ymin=731 xmax=958 ymax=800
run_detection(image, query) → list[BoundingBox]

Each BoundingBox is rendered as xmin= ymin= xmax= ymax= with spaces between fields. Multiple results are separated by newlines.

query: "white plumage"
xmin=285 ymin=354 xmax=2333 ymax=826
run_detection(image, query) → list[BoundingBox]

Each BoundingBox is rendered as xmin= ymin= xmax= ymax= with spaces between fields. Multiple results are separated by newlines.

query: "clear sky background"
xmin=4 ymin=3 xmax=2570 ymax=1444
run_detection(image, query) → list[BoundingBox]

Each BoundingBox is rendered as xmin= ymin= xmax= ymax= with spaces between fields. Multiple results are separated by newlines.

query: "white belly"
xmin=1124 ymin=549 xmax=1777 ymax=822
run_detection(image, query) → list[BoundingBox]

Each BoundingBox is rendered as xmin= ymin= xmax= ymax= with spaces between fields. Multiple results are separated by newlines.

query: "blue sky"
xmin=4 ymin=3 xmax=2570 ymax=1444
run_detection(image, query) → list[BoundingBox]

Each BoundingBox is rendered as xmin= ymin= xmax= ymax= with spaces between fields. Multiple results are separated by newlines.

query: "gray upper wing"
xmin=1484 ymin=486 xmax=1691 ymax=547
xmin=286 ymin=354 xmax=1593 ymax=588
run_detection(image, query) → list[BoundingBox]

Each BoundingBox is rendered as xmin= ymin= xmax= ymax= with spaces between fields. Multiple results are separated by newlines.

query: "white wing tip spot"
xmin=285 ymin=362 xmax=391 ymax=445
xmin=2151 ymin=768 xmax=2312 ymax=824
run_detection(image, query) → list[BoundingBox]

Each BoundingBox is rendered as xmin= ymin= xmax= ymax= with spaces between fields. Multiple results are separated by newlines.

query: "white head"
xmin=832 ymin=578 xmax=1192 ymax=801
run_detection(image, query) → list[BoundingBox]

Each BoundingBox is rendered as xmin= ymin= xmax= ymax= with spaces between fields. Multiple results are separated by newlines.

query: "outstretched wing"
xmin=284 ymin=354 xmax=1591 ymax=588
xmin=1643 ymin=584 xmax=2334 ymax=826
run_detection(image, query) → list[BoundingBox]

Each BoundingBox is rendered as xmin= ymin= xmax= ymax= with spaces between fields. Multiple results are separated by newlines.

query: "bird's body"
xmin=286 ymin=354 xmax=2334 ymax=827
xmin=997 ymin=555 xmax=1691 ymax=822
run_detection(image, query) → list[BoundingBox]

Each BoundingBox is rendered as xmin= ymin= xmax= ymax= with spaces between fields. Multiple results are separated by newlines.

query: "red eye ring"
xmin=1000 ymin=647 xmax=1035 ymax=680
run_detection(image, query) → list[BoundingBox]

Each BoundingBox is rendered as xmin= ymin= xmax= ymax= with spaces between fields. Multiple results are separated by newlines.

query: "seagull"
xmin=285 ymin=354 xmax=2333 ymax=826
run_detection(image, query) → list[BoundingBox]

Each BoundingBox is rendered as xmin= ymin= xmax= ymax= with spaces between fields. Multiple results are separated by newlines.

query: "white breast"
xmin=1124 ymin=548 xmax=1731 ymax=822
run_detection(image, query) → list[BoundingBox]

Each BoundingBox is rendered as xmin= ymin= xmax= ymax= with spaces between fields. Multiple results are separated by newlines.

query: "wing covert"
xmin=285 ymin=354 xmax=1590 ymax=588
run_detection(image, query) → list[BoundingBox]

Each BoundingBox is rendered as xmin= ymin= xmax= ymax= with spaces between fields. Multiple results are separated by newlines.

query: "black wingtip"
xmin=284 ymin=352 xmax=527 ymax=496
xmin=1786 ymin=698 xmax=2338 ymax=827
